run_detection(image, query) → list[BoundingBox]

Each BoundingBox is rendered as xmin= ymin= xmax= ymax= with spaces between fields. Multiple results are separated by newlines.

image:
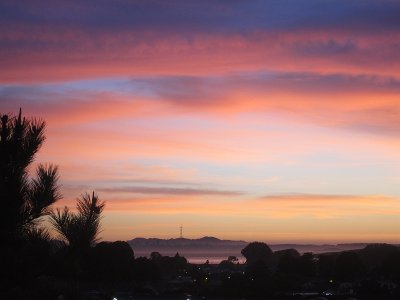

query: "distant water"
xmin=186 ymin=256 xmax=246 ymax=264
xmin=133 ymin=243 xmax=368 ymax=264
xmin=134 ymin=248 xmax=245 ymax=264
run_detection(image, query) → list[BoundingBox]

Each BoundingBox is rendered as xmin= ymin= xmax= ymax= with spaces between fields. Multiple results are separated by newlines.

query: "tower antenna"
xmin=180 ymin=225 xmax=183 ymax=238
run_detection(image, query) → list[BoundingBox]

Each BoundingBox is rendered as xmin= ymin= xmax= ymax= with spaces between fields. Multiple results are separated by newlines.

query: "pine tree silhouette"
xmin=0 ymin=109 xmax=61 ymax=242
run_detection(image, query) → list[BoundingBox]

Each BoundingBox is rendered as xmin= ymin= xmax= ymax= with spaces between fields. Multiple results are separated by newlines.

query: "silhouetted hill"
xmin=128 ymin=236 xmax=247 ymax=248
xmin=357 ymin=243 xmax=400 ymax=270
xmin=127 ymin=236 xmax=376 ymax=255
xmin=270 ymin=243 xmax=369 ymax=254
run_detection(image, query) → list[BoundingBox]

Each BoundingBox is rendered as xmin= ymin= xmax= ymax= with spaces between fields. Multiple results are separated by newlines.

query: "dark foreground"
xmin=3 ymin=241 xmax=400 ymax=299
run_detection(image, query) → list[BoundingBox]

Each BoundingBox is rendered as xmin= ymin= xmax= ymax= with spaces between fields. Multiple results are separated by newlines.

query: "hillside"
xmin=128 ymin=236 xmax=247 ymax=249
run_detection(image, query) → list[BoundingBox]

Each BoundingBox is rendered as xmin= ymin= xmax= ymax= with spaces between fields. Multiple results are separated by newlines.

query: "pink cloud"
xmin=2 ymin=29 xmax=400 ymax=83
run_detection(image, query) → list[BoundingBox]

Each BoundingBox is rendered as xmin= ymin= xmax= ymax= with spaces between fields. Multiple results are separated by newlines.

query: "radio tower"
xmin=180 ymin=225 xmax=183 ymax=238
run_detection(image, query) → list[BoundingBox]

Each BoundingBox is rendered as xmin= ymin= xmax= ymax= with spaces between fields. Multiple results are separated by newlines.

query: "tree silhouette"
xmin=241 ymin=241 xmax=273 ymax=266
xmin=50 ymin=192 xmax=105 ymax=251
xmin=88 ymin=241 xmax=135 ymax=281
xmin=275 ymin=248 xmax=300 ymax=274
xmin=0 ymin=109 xmax=61 ymax=241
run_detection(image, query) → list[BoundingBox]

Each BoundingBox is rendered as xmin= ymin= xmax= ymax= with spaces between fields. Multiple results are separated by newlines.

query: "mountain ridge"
xmin=128 ymin=236 xmax=248 ymax=248
xmin=127 ymin=236 xmax=371 ymax=252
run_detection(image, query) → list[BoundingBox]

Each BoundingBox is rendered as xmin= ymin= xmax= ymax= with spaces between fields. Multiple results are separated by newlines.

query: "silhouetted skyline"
xmin=1 ymin=1 xmax=400 ymax=243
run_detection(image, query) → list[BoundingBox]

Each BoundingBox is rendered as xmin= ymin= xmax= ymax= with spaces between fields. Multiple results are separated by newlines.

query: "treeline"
xmin=6 ymin=236 xmax=400 ymax=299
xmin=215 ymin=241 xmax=400 ymax=299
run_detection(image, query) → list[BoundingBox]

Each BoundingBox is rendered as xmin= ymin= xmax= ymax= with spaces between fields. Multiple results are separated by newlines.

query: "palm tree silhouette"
xmin=50 ymin=192 xmax=105 ymax=251
xmin=0 ymin=109 xmax=61 ymax=242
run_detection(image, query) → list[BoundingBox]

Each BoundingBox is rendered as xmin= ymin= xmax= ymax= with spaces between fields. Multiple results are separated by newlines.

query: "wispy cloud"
xmin=3 ymin=1 xmax=400 ymax=242
xmin=2 ymin=30 xmax=400 ymax=82
xmin=97 ymin=186 xmax=243 ymax=196
xmin=3 ymin=72 xmax=400 ymax=136
xmin=97 ymin=193 xmax=400 ymax=218
xmin=255 ymin=194 xmax=400 ymax=218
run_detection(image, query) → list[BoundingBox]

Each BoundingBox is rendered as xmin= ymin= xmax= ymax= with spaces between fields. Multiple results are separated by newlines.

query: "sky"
xmin=1 ymin=0 xmax=400 ymax=244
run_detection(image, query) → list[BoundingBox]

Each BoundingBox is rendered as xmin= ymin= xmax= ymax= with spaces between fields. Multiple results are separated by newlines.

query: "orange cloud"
xmin=52 ymin=193 xmax=400 ymax=243
xmin=254 ymin=194 xmax=400 ymax=218
xmin=68 ymin=193 xmax=400 ymax=218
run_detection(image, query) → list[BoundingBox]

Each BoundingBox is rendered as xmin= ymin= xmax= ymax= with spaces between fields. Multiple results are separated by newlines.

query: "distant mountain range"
xmin=128 ymin=236 xmax=247 ymax=248
xmin=127 ymin=236 xmax=369 ymax=254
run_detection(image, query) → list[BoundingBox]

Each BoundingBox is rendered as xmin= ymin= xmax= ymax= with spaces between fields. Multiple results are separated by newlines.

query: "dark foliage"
xmin=359 ymin=243 xmax=399 ymax=271
xmin=0 ymin=109 xmax=60 ymax=291
xmin=0 ymin=109 xmax=61 ymax=240
xmin=50 ymin=192 xmax=105 ymax=251
xmin=132 ymin=257 xmax=163 ymax=282
xmin=274 ymin=248 xmax=300 ymax=273
xmin=87 ymin=241 xmax=135 ymax=282
xmin=241 ymin=241 xmax=273 ymax=266
xmin=382 ymin=250 xmax=400 ymax=280
xmin=317 ymin=253 xmax=336 ymax=278
xmin=297 ymin=252 xmax=316 ymax=277
xmin=335 ymin=251 xmax=364 ymax=281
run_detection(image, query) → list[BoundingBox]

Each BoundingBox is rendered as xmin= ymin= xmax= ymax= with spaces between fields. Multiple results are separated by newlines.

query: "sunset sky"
xmin=1 ymin=0 xmax=400 ymax=243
